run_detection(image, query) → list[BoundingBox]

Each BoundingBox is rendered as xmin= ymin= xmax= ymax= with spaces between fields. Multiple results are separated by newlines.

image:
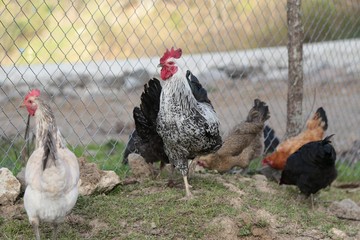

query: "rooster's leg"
xmin=30 ymin=218 xmax=40 ymax=240
xmin=183 ymin=175 xmax=193 ymax=198
xmin=310 ymin=194 xmax=314 ymax=210
xmin=52 ymin=222 xmax=59 ymax=240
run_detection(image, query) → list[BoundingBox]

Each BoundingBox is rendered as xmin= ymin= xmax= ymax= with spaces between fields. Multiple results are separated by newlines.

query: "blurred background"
xmin=1 ymin=0 xmax=359 ymax=180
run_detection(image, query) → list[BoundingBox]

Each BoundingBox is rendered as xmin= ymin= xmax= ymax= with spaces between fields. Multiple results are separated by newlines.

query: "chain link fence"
xmin=1 ymin=0 xmax=359 ymax=181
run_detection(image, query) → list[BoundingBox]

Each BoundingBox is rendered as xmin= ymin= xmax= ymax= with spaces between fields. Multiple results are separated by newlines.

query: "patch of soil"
xmin=206 ymin=216 xmax=239 ymax=240
xmin=0 ymin=202 xmax=25 ymax=220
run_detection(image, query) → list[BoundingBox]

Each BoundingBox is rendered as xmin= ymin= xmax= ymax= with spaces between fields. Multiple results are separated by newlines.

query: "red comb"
xmin=160 ymin=47 xmax=182 ymax=64
xmin=25 ymin=89 xmax=41 ymax=100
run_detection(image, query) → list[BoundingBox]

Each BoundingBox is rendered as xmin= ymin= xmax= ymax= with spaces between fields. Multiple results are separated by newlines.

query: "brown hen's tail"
xmin=307 ymin=107 xmax=328 ymax=131
xmin=246 ymin=99 xmax=270 ymax=123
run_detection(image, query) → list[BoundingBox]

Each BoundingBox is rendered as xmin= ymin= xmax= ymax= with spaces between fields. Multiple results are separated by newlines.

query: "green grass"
xmin=0 ymin=176 xmax=239 ymax=239
xmin=68 ymin=139 xmax=129 ymax=177
xmin=335 ymin=161 xmax=360 ymax=183
xmin=0 ymin=171 xmax=359 ymax=239
xmin=0 ymin=137 xmax=28 ymax=175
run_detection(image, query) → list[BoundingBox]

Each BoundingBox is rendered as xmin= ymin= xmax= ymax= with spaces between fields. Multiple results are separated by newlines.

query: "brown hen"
xmin=196 ymin=99 xmax=270 ymax=173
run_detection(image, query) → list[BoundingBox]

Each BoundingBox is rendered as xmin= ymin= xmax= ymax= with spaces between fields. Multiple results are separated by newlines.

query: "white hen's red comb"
xmin=160 ymin=47 xmax=182 ymax=65
xmin=25 ymin=89 xmax=41 ymax=100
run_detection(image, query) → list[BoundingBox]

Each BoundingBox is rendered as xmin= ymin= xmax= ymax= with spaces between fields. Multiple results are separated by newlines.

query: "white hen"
xmin=21 ymin=89 xmax=79 ymax=240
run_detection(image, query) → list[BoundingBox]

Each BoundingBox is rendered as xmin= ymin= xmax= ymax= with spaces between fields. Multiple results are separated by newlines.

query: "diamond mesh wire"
xmin=1 ymin=0 xmax=359 ymax=180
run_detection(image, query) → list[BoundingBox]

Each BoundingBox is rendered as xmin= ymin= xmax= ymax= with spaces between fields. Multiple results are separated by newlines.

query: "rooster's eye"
xmin=29 ymin=100 xmax=32 ymax=104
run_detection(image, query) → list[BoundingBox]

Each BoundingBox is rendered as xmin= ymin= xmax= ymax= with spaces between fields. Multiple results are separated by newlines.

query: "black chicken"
xmin=280 ymin=135 xmax=337 ymax=203
xmin=123 ymin=79 xmax=169 ymax=168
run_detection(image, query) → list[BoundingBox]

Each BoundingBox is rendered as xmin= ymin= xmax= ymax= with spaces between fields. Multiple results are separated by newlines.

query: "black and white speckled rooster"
xmin=156 ymin=47 xmax=222 ymax=198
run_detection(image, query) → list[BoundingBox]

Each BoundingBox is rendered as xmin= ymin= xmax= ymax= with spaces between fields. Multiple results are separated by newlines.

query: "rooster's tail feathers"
xmin=133 ymin=106 xmax=152 ymax=140
xmin=247 ymin=99 xmax=270 ymax=123
xmin=42 ymin=129 xmax=58 ymax=170
xmin=139 ymin=78 xmax=162 ymax=126
xmin=133 ymin=78 xmax=162 ymax=140
xmin=307 ymin=107 xmax=328 ymax=131
xmin=186 ymin=70 xmax=211 ymax=105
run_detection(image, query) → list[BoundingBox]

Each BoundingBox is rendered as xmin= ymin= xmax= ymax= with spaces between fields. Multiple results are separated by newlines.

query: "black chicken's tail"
xmin=246 ymin=99 xmax=270 ymax=123
xmin=186 ymin=70 xmax=211 ymax=105
xmin=322 ymin=134 xmax=334 ymax=144
xmin=322 ymin=134 xmax=336 ymax=163
xmin=263 ymin=125 xmax=280 ymax=154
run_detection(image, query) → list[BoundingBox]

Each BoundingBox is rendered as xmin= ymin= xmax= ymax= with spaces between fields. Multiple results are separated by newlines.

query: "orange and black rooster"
xmin=262 ymin=107 xmax=328 ymax=170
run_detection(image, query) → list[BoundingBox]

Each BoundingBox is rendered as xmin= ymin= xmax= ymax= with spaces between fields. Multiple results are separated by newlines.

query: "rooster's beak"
xmin=19 ymin=103 xmax=25 ymax=108
xmin=157 ymin=63 xmax=163 ymax=68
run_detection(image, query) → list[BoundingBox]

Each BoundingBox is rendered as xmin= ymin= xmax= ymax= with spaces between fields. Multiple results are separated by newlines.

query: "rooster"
xmin=123 ymin=70 xmax=215 ymax=171
xmin=280 ymin=135 xmax=337 ymax=206
xmin=157 ymin=47 xmax=222 ymax=198
xmin=262 ymin=107 xmax=328 ymax=170
xmin=20 ymin=89 xmax=79 ymax=240
xmin=196 ymin=99 xmax=270 ymax=173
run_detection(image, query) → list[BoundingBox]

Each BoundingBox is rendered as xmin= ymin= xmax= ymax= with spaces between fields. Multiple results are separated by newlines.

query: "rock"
xmin=329 ymin=199 xmax=360 ymax=221
xmin=78 ymin=157 xmax=120 ymax=196
xmin=97 ymin=171 xmax=121 ymax=193
xmin=0 ymin=168 xmax=21 ymax=205
xmin=78 ymin=157 xmax=102 ymax=195
xmin=128 ymin=153 xmax=154 ymax=178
